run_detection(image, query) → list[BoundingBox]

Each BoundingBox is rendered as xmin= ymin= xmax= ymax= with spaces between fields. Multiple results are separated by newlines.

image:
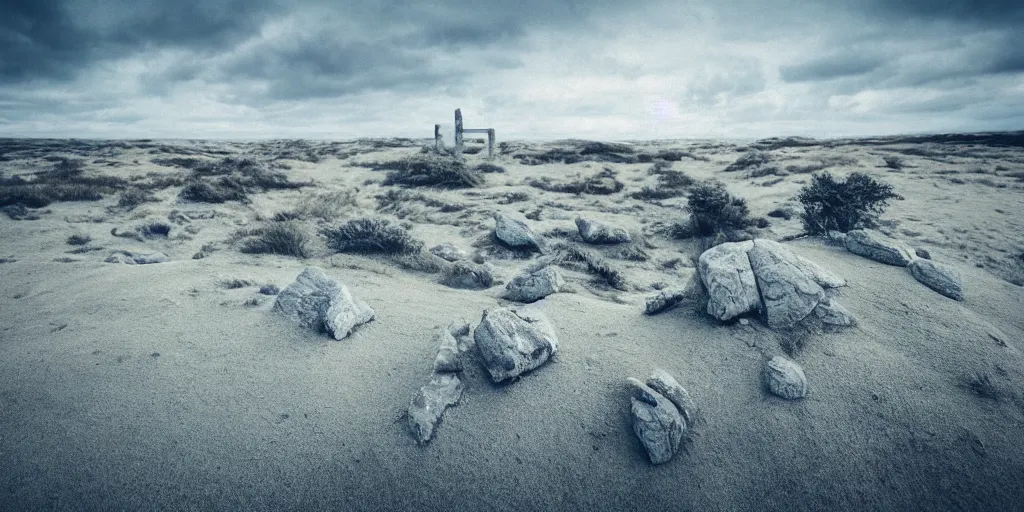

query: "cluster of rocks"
xmin=840 ymin=229 xmax=963 ymax=301
xmin=271 ymin=266 xmax=375 ymax=340
xmin=626 ymin=369 xmax=697 ymax=464
xmin=698 ymin=239 xmax=853 ymax=328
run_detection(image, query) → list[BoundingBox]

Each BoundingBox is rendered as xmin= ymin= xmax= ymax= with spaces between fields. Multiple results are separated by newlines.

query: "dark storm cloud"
xmin=859 ymin=0 xmax=1024 ymax=24
xmin=780 ymin=54 xmax=885 ymax=83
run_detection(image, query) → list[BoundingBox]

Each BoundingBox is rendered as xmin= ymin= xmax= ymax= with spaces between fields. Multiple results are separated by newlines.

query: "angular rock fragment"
xmin=644 ymin=287 xmax=688 ymax=315
xmin=813 ymin=297 xmax=855 ymax=327
xmin=575 ymin=217 xmax=631 ymax=244
xmin=408 ymin=373 xmax=464 ymax=445
xmin=433 ymin=326 xmax=463 ymax=373
xmin=646 ymin=369 xmax=698 ymax=429
xmin=474 ymin=306 xmax=559 ymax=383
xmin=845 ymin=229 xmax=914 ymax=266
xmin=273 ymin=266 xmax=374 ymax=340
xmin=697 ymin=241 xmax=760 ymax=321
xmin=627 ymin=378 xmax=686 ymax=465
xmin=429 ymin=243 xmax=466 ymax=262
xmin=493 ymin=213 xmax=540 ymax=249
xmin=104 ymin=250 xmax=170 ymax=265
xmin=763 ymin=356 xmax=808 ymax=400
xmin=908 ymin=258 xmax=963 ymax=301
xmin=504 ymin=266 xmax=564 ymax=303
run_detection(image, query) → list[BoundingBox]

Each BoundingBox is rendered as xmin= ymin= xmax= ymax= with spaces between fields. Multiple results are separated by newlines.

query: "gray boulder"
xmin=273 ymin=266 xmax=375 ymax=340
xmin=504 ymin=266 xmax=564 ymax=303
xmin=908 ymin=258 xmax=963 ymax=301
xmin=440 ymin=260 xmax=495 ymax=289
xmin=429 ymin=243 xmax=466 ymax=262
xmin=753 ymin=239 xmax=846 ymax=289
xmin=627 ymin=378 xmax=686 ymax=465
xmin=764 ymin=356 xmax=808 ymax=400
xmin=408 ymin=373 xmax=464 ymax=445
xmin=104 ymin=250 xmax=170 ymax=265
xmin=845 ymin=229 xmax=914 ymax=266
xmin=493 ymin=213 xmax=540 ymax=249
xmin=748 ymin=239 xmax=827 ymax=329
xmin=646 ymin=369 xmax=698 ymax=429
xmin=697 ymin=241 xmax=760 ymax=321
xmin=474 ymin=306 xmax=559 ymax=383
xmin=575 ymin=217 xmax=631 ymax=244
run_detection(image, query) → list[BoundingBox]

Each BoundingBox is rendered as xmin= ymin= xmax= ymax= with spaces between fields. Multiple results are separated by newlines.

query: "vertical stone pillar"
xmin=487 ymin=129 xmax=495 ymax=159
xmin=434 ymin=124 xmax=441 ymax=150
xmin=454 ymin=108 xmax=463 ymax=158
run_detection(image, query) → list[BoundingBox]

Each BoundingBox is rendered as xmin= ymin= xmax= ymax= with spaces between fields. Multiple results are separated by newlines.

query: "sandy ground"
xmin=1 ymin=136 xmax=1024 ymax=511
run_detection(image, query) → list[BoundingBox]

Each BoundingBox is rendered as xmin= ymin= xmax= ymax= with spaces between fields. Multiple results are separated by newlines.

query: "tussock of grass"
xmin=529 ymin=168 xmax=623 ymax=195
xmin=549 ymin=242 xmax=627 ymax=290
xmin=473 ymin=163 xmax=506 ymax=173
xmin=373 ymin=155 xmax=483 ymax=189
xmin=962 ymin=372 xmax=999 ymax=400
xmin=66 ymin=234 xmax=92 ymax=245
xmin=512 ymin=140 xmax=639 ymax=165
xmin=238 ymin=222 xmax=311 ymax=258
xmin=117 ymin=187 xmax=158 ymax=209
xmin=278 ymin=189 xmax=358 ymax=221
xmin=724 ymin=150 xmax=770 ymax=172
xmin=179 ymin=179 xmax=248 ymax=203
xmin=322 ymin=218 xmax=424 ymax=255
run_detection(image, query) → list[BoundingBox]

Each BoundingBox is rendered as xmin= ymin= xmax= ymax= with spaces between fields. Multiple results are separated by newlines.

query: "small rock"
xmin=627 ymin=378 xmax=686 ymax=465
xmin=644 ymin=287 xmax=687 ymax=315
xmin=440 ymin=260 xmax=495 ymax=289
xmin=259 ymin=284 xmax=280 ymax=295
xmin=739 ymin=318 xmax=750 ymax=326
xmin=575 ymin=217 xmax=631 ymax=244
xmin=764 ymin=356 xmax=808 ymax=399
xmin=408 ymin=373 xmax=464 ymax=445
xmin=845 ymin=229 xmax=915 ymax=266
xmin=915 ymin=248 xmax=931 ymax=260
xmin=433 ymin=326 xmax=462 ymax=373
xmin=908 ymin=258 xmax=963 ymax=301
xmin=104 ymin=250 xmax=170 ymax=265
xmin=474 ymin=306 xmax=559 ymax=383
xmin=646 ymin=369 xmax=698 ymax=429
xmin=504 ymin=266 xmax=564 ymax=303
xmin=493 ymin=213 xmax=540 ymax=249
xmin=429 ymin=243 xmax=466 ymax=262
xmin=697 ymin=241 xmax=760 ymax=321
xmin=273 ymin=266 xmax=374 ymax=340
xmin=813 ymin=297 xmax=855 ymax=326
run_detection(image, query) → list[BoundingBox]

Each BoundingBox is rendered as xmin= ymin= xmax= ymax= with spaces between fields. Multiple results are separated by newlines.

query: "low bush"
xmin=117 ymin=187 xmax=158 ymax=209
xmin=529 ymin=168 xmax=623 ymax=195
xmin=724 ymin=150 xmax=770 ymax=172
xmin=322 ymin=218 xmax=424 ymax=255
xmin=66 ymin=234 xmax=92 ymax=245
xmin=179 ymin=179 xmax=248 ymax=203
xmin=375 ymin=155 xmax=483 ymax=189
xmin=473 ymin=163 xmax=506 ymax=173
xmin=685 ymin=180 xmax=752 ymax=237
xmin=796 ymin=172 xmax=902 ymax=234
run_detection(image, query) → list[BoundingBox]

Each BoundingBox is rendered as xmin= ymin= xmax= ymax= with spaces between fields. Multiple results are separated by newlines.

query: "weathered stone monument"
xmin=435 ymin=108 xmax=495 ymax=159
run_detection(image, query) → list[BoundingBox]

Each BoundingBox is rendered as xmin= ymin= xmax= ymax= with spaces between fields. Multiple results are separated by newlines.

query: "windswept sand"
xmin=1 ymin=136 xmax=1023 ymax=511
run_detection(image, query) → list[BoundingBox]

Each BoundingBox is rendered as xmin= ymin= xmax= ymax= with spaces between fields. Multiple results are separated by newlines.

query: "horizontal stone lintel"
xmin=462 ymin=128 xmax=492 ymax=134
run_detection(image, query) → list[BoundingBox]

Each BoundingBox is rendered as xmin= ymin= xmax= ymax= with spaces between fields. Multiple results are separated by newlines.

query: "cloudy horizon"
xmin=2 ymin=0 xmax=1023 ymax=141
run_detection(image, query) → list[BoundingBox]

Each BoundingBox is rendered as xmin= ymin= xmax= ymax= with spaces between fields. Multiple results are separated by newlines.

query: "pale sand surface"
xmin=1 ymin=137 xmax=1023 ymax=510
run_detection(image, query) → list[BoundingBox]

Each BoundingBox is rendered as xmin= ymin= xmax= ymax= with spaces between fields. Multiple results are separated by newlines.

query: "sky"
xmin=1 ymin=0 xmax=1023 ymax=140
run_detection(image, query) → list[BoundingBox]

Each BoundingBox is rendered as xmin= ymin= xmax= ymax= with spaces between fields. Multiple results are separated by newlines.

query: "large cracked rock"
xmin=627 ymin=378 xmax=686 ymax=465
xmin=273 ymin=266 xmax=375 ymax=340
xmin=697 ymin=241 xmax=760 ymax=321
xmin=575 ymin=217 xmax=631 ymax=244
xmin=408 ymin=373 xmax=465 ymax=445
xmin=908 ymin=258 xmax=963 ymax=301
xmin=845 ymin=229 xmax=914 ymax=267
xmin=474 ymin=306 xmax=559 ymax=383
xmin=748 ymin=240 xmax=827 ymax=329
xmin=504 ymin=266 xmax=564 ymax=303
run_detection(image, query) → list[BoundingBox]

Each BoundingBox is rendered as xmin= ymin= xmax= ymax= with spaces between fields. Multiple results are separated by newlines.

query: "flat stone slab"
xmin=408 ymin=373 xmax=465 ymax=445
xmin=908 ymin=258 xmax=963 ymax=301
xmin=474 ymin=306 xmax=559 ymax=383
xmin=845 ymin=229 xmax=914 ymax=266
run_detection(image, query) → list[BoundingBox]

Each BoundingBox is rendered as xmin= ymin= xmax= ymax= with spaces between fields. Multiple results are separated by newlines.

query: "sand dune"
xmin=1 ymin=135 xmax=1023 ymax=511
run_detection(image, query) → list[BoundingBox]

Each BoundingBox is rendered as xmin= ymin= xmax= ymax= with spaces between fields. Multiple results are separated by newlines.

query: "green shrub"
xmin=685 ymin=180 xmax=752 ymax=237
xmin=322 ymin=218 xmax=424 ymax=254
xmin=797 ymin=172 xmax=902 ymax=234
